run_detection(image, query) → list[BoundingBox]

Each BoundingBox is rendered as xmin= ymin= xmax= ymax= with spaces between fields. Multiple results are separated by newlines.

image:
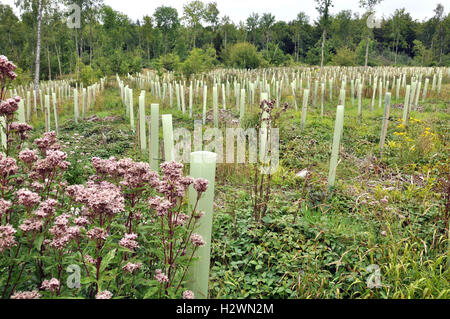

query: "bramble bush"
xmin=0 ymin=56 xmax=209 ymax=299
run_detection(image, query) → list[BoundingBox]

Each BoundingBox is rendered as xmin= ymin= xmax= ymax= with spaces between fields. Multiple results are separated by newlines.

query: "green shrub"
xmin=80 ymin=64 xmax=97 ymax=86
xmin=261 ymin=43 xmax=292 ymax=67
xmin=331 ymin=46 xmax=357 ymax=66
xmin=182 ymin=48 xmax=216 ymax=76
xmin=158 ymin=53 xmax=181 ymax=71
xmin=225 ymin=42 xmax=264 ymax=69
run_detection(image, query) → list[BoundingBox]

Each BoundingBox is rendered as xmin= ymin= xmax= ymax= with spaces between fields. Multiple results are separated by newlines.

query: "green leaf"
xmin=100 ymin=248 xmax=116 ymax=272
xmin=34 ymin=233 xmax=45 ymax=251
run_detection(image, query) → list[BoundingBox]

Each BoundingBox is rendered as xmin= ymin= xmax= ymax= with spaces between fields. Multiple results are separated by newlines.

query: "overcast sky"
xmin=1 ymin=0 xmax=446 ymax=24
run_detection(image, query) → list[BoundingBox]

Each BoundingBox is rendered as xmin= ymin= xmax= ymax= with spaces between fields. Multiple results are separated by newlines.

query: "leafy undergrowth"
xmin=24 ymin=82 xmax=450 ymax=299
xmin=209 ymin=92 xmax=449 ymax=299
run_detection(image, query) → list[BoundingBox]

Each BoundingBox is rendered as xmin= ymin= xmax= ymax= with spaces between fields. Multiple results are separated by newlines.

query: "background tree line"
xmin=0 ymin=0 xmax=448 ymax=83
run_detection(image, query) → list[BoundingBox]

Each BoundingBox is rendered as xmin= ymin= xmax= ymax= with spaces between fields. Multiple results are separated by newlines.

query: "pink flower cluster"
xmin=41 ymin=278 xmax=60 ymax=292
xmin=34 ymin=199 xmax=57 ymax=219
xmin=190 ymin=233 xmax=206 ymax=247
xmin=30 ymin=149 xmax=70 ymax=181
xmin=87 ymin=227 xmax=108 ymax=241
xmin=119 ymin=233 xmax=139 ymax=250
xmin=91 ymin=156 xmax=160 ymax=190
xmin=34 ymin=131 xmax=60 ymax=155
xmin=0 ymin=153 xmax=18 ymax=178
xmin=193 ymin=178 xmax=208 ymax=194
xmin=16 ymin=188 xmax=40 ymax=207
xmin=48 ymin=213 xmax=73 ymax=249
xmin=45 ymin=150 xmax=70 ymax=168
xmin=0 ymin=97 xmax=20 ymax=116
xmin=74 ymin=216 xmax=90 ymax=227
xmin=155 ymin=269 xmax=169 ymax=283
xmin=0 ymin=55 xmax=17 ymax=81
xmin=96 ymin=290 xmax=113 ymax=299
xmin=10 ymin=290 xmax=41 ymax=299
xmin=73 ymin=217 xmax=91 ymax=227
xmin=0 ymin=199 xmax=11 ymax=217
xmin=182 ymin=290 xmax=195 ymax=299
xmin=9 ymin=122 xmax=33 ymax=140
xmin=122 ymin=262 xmax=143 ymax=274
xmin=148 ymin=196 xmax=173 ymax=217
xmin=19 ymin=218 xmax=43 ymax=233
xmin=172 ymin=213 xmax=189 ymax=226
xmin=18 ymin=148 xmax=38 ymax=164
xmin=158 ymin=162 xmax=194 ymax=199
xmin=67 ymin=181 xmax=124 ymax=217
xmin=0 ymin=224 xmax=16 ymax=253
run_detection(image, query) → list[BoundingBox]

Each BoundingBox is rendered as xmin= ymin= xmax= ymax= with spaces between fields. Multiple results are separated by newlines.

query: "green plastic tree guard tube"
xmin=33 ymin=90 xmax=37 ymax=114
xmin=187 ymin=151 xmax=217 ymax=299
xmin=162 ymin=114 xmax=174 ymax=162
xmin=74 ymin=89 xmax=78 ymax=124
xmin=213 ymin=85 xmax=218 ymax=128
xmin=402 ymin=85 xmax=411 ymax=124
xmin=327 ymin=105 xmax=344 ymax=189
xmin=437 ymin=73 xmax=442 ymax=95
xmin=320 ymin=82 xmax=325 ymax=116
xmin=350 ymin=80 xmax=354 ymax=106
xmin=202 ymin=85 xmax=207 ymax=125
xmin=176 ymin=83 xmax=181 ymax=111
xmin=313 ymin=80 xmax=318 ymax=107
xmin=39 ymin=89 xmax=43 ymax=112
xmin=329 ymin=78 xmax=333 ymax=101
xmin=18 ymin=99 xmax=25 ymax=123
xmin=169 ymin=83 xmax=173 ymax=109
xmin=45 ymin=95 xmax=51 ymax=131
xmin=26 ymin=91 xmax=31 ymax=122
xmin=339 ymin=88 xmax=345 ymax=108
xmin=370 ymin=81 xmax=377 ymax=112
xmin=139 ymin=93 xmax=147 ymax=152
xmin=300 ymin=89 xmax=309 ymax=130
xmin=291 ymin=83 xmax=298 ymax=111
xmin=378 ymin=81 xmax=383 ymax=108
xmin=82 ymin=88 xmax=86 ymax=119
xmin=239 ymin=88 xmax=245 ymax=124
xmin=410 ymin=80 xmax=417 ymax=111
xmin=150 ymin=103 xmax=159 ymax=171
xmin=0 ymin=116 xmax=6 ymax=151
xmin=222 ymin=83 xmax=226 ymax=110
xmin=414 ymin=81 xmax=421 ymax=107
xmin=181 ymin=85 xmax=186 ymax=114
xmin=189 ymin=85 xmax=193 ymax=118
xmin=129 ymin=88 xmax=135 ymax=132
xmin=52 ymin=92 xmax=59 ymax=135
xmin=379 ymin=92 xmax=391 ymax=151
xmin=422 ymin=78 xmax=429 ymax=102
xmin=357 ymin=83 xmax=362 ymax=122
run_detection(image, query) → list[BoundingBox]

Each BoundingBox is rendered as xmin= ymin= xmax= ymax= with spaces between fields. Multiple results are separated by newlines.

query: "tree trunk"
xmin=364 ymin=32 xmax=370 ymax=70
xmin=34 ymin=0 xmax=43 ymax=95
xmin=224 ymin=31 xmax=227 ymax=49
xmin=164 ymin=34 xmax=167 ymax=55
xmin=74 ymin=28 xmax=79 ymax=58
xmin=147 ymin=40 xmax=151 ymax=65
xmin=394 ymin=36 xmax=399 ymax=65
xmin=53 ymin=34 xmax=62 ymax=78
xmin=320 ymin=27 xmax=326 ymax=76
xmin=89 ymin=22 xmax=93 ymax=65
xmin=46 ymin=36 xmax=51 ymax=81
xmin=193 ymin=28 xmax=196 ymax=49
